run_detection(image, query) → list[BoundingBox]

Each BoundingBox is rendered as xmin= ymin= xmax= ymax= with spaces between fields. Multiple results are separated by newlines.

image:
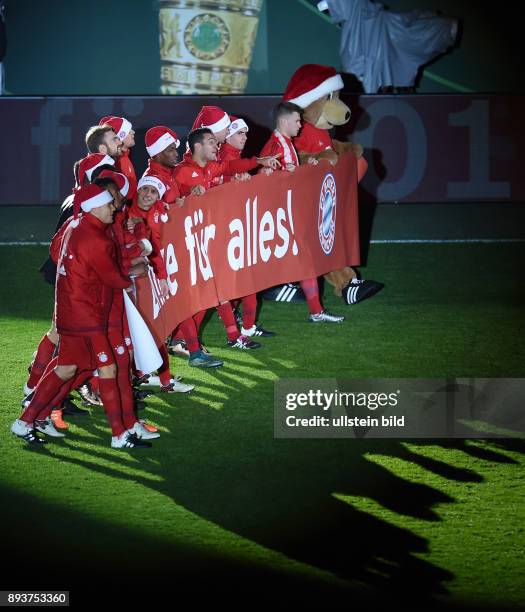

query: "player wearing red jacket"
xmin=175 ymin=127 xmax=280 ymax=196
xmin=11 ymin=184 xmax=157 ymax=448
xmin=260 ymin=102 xmax=345 ymax=323
xmin=99 ymin=115 xmax=138 ymax=199
xmin=175 ymin=128 xmax=281 ymax=350
xmin=140 ymin=126 xmax=223 ymax=369
xmin=217 ymin=117 xmax=276 ymax=339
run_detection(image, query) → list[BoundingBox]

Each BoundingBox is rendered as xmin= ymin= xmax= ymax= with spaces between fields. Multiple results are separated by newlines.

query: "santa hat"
xmin=70 ymin=184 xmax=114 ymax=227
xmin=226 ymin=116 xmax=249 ymax=139
xmin=283 ymin=64 xmax=344 ymax=109
xmin=137 ymin=175 xmax=167 ymax=200
xmin=145 ymin=126 xmax=180 ymax=157
xmin=99 ymin=115 xmax=133 ymax=141
xmin=191 ymin=106 xmax=230 ymax=133
xmin=97 ymin=170 xmax=130 ymax=198
xmin=78 ymin=153 xmax=115 ymax=186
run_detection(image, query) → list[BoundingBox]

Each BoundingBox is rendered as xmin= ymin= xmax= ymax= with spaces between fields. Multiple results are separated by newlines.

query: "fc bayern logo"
xmin=318 ymin=173 xmax=337 ymax=255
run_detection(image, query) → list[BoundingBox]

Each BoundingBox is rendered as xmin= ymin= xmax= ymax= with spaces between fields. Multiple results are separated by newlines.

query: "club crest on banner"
xmin=318 ymin=173 xmax=337 ymax=255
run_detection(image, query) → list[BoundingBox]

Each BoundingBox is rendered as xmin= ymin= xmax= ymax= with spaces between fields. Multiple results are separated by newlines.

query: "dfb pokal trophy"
xmin=159 ymin=0 xmax=263 ymax=94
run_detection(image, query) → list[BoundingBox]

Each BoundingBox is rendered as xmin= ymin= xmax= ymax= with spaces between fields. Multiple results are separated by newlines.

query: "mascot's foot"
xmin=261 ymin=283 xmax=305 ymax=303
xmin=343 ymin=279 xmax=384 ymax=305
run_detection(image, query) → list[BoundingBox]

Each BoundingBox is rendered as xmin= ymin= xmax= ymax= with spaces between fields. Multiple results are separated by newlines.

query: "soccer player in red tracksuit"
xmin=174 ymin=127 xmax=282 ymax=349
xmin=128 ymin=174 xmax=198 ymax=387
xmin=11 ymin=183 xmax=158 ymax=448
xmin=99 ymin=115 xmax=138 ymax=200
xmin=216 ymin=116 xmax=276 ymax=339
xmin=141 ymin=125 xmax=223 ymax=368
xmin=259 ymin=102 xmax=345 ymax=323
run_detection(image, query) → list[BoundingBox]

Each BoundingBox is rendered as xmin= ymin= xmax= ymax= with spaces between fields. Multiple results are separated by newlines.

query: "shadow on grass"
xmin=8 ymin=351 xmax=524 ymax=609
xmin=2 ymin=246 xmax=525 ymax=607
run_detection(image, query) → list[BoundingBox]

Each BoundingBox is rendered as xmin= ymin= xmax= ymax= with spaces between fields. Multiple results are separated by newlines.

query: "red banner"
xmin=135 ymin=153 xmax=360 ymax=341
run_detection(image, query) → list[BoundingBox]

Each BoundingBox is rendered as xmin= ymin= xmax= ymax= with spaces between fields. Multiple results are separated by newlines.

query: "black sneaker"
xmin=132 ymin=374 xmax=150 ymax=387
xmin=241 ymin=325 xmax=276 ymax=337
xmin=227 ymin=335 xmax=261 ymax=349
xmin=343 ymin=278 xmax=384 ymax=305
xmin=62 ymin=396 xmax=90 ymax=416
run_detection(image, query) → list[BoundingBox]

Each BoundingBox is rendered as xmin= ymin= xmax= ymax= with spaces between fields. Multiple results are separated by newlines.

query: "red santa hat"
xmin=78 ymin=153 xmax=115 ymax=186
xmin=97 ymin=170 xmax=130 ymax=198
xmin=226 ymin=116 xmax=249 ymax=139
xmin=283 ymin=64 xmax=344 ymax=109
xmin=70 ymin=184 xmax=114 ymax=226
xmin=145 ymin=126 xmax=180 ymax=157
xmin=99 ymin=115 xmax=133 ymax=141
xmin=191 ymin=106 xmax=230 ymax=133
xmin=137 ymin=175 xmax=167 ymax=200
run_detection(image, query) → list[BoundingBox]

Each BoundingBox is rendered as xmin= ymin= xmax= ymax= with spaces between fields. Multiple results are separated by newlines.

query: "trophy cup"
xmin=159 ymin=0 xmax=263 ymax=94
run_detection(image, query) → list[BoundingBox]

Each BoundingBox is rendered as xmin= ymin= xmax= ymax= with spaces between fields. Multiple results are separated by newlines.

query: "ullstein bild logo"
xmin=318 ymin=173 xmax=337 ymax=255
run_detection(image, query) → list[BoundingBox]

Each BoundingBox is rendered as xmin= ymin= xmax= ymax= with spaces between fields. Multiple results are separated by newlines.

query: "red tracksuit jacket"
xmin=51 ymin=214 xmax=131 ymax=337
xmin=174 ymin=156 xmax=258 ymax=196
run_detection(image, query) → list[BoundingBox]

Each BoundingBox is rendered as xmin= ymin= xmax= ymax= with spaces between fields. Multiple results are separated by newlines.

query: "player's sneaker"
xmin=167 ymin=338 xmax=190 ymax=357
xmin=34 ymin=417 xmax=66 ymax=438
xmin=77 ymin=383 xmax=103 ymax=406
xmin=343 ymin=278 xmax=384 ymax=305
xmin=129 ymin=421 xmax=160 ymax=440
xmin=188 ymin=351 xmax=223 ymax=368
xmin=139 ymin=420 xmax=158 ymax=433
xmin=51 ymin=409 xmax=69 ymax=430
xmin=23 ymin=383 xmax=34 ymax=397
xmin=11 ymin=419 xmax=47 ymax=444
xmin=227 ymin=335 xmax=261 ymax=349
xmin=160 ymin=381 xmax=195 ymax=393
xmin=308 ymin=311 xmax=345 ymax=323
xmin=111 ymin=432 xmax=152 ymax=449
xmin=132 ymin=374 xmax=150 ymax=387
xmin=241 ymin=325 xmax=276 ymax=337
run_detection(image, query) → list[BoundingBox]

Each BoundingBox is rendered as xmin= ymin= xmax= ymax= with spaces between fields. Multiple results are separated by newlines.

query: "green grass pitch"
xmin=1 ymin=243 xmax=524 ymax=608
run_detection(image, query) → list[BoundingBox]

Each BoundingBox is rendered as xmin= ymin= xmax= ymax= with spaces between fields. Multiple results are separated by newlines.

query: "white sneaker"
xmin=11 ymin=418 xmax=47 ymax=444
xmin=23 ymin=383 xmax=34 ymax=397
xmin=11 ymin=418 xmax=33 ymax=436
xmin=34 ymin=417 xmax=66 ymax=438
xmin=129 ymin=421 xmax=160 ymax=440
xmin=308 ymin=310 xmax=345 ymax=323
xmin=111 ymin=431 xmax=152 ymax=448
xmin=161 ymin=380 xmax=195 ymax=394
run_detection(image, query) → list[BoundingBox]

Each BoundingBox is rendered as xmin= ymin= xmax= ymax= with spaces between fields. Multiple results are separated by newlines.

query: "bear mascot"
xmin=263 ymin=64 xmax=384 ymax=305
